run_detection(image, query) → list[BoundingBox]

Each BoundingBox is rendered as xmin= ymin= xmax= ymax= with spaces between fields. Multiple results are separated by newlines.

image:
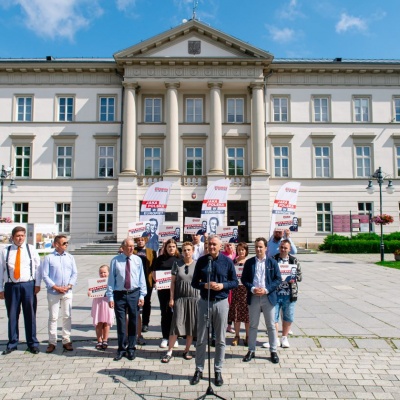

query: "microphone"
xmin=207 ymin=255 xmax=213 ymax=273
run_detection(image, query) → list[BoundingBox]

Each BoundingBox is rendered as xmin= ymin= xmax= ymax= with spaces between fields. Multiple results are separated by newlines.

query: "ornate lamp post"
xmin=366 ymin=167 xmax=395 ymax=261
xmin=0 ymin=165 xmax=18 ymax=218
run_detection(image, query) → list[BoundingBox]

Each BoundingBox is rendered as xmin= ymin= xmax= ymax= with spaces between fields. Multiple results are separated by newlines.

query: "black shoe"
xmin=190 ymin=370 xmax=203 ymax=385
xmin=270 ymin=352 xmax=279 ymax=364
xmin=28 ymin=347 xmax=40 ymax=354
xmin=2 ymin=348 xmax=16 ymax=355
xmin=242 ymin=350 xmax=255 ymax=362
xmin=142 ymin=325 xmax=149 ymax=333
xmin=127 ymin=350 xmax=136 ymax=361
xmin=113 ymin=351 xmax=126 ymax=361
xmin=214 ymin=372 xmax=224 ymax=386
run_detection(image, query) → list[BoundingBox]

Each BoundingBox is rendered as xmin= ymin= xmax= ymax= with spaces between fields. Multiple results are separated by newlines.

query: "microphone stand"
xmin=198 ymin=255 xmax=225 ymax=400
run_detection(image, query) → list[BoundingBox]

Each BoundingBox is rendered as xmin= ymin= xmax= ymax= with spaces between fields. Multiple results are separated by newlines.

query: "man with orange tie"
xmin=0 ymin=226 xmax=41 ymax=354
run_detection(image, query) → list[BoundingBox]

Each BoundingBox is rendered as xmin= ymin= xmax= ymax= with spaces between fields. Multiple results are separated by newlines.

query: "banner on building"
xmin=140 ymin=181 xmax=173 ymax=251
xmin=201 ymin=179 xmax=231 ymax=235
xmin=269 ymin=182 xmax=301 ymax=237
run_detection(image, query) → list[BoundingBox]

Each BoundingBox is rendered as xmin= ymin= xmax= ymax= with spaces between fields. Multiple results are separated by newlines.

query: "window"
xmin=186 ymin=98 xmax=203 ymax=123
xmin=14 ymin=203 xmax=28 ymax=223
xmin=313 ymin=97 xmax=329 ymax=122
xmin=316 ymin=203 xmax=331 ymax=232
xmin=227 ymin=98 xmax=244 ymax=123
xmin=353 ymin=97 xmax=370 ymax=122
xmin=15 ymin=146 xmax=31 ymax=177
xmin=186 ymin=147 xmax=203 ymax=176
xmin=273 ymin=146 xmax=289 ymax=177
xmin=99 ymin=97 xmax=115 ymax=122
xmin=144 ymin=147 xmax=161 ymax=176
xmin=58 ymin=97 xmax=74 ymax=121
xmin=98 ymin=203 xmax=113 ymax=233
xmin=16 ymin=97 xmax=32 ymax=122
xmin=56 ymin=203 xmax=71 ymax=233
xmin=394 ymin=98 xmax=400 ymax=123
xmin=355 ymin=146 xmax=371 ymax=177
xmin=358 ymin=202 xmax=372 ymax=215
xmin=397 ymin=146 xmax=400 ymax=176
xmin=57 ymin=146 xmax=73 ymax=177
xmin=315 ymin=146 xmax=331 ymax=178
xmin=98 ymin=146 xmax=114 ymax=178
xmin=273 ymin=97 xmax=288 ymax=122
xmin=227 ymin=147 xmax=244 ymax=176
xmin=144 ymin=98 xmax=162 ymax=122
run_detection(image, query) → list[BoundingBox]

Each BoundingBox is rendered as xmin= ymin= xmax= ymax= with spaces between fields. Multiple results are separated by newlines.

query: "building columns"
xmin=165 ymin=82 xmax=180 ymax=174
xmin=250 ymin=82 xmax=267 ymax=174
xmin=208 ymin=82 xmax=224 ymax=174
xmin=122 ymin=82 xmax=139 ymax=175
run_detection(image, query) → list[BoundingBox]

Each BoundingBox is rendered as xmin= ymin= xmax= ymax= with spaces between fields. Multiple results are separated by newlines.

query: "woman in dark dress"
xmin=152 ymin=239 xmax=182 ymax=348
xmin=228 ymin=242 xmax=250 ymax=346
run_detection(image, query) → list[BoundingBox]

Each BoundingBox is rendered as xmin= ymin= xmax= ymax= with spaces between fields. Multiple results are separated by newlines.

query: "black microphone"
xmin=207 ymin=255 xmax=213 ymax=273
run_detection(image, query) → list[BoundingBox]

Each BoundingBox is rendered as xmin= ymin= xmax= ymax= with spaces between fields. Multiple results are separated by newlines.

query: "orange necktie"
xmin=14 ymin=246 xmax=21 ymax=280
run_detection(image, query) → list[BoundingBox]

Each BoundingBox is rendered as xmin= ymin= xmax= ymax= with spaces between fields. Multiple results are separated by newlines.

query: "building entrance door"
xmin=227 ymin=201 xmax=249 ymax=242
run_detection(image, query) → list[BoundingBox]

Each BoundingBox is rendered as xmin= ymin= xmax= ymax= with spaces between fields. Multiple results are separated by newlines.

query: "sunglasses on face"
xmin=61 ymin=242 xmax=69 ymax=246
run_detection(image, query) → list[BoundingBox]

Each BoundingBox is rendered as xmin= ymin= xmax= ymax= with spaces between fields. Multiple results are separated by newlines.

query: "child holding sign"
xmin=88 ymin=265 xmax=114 ymax=350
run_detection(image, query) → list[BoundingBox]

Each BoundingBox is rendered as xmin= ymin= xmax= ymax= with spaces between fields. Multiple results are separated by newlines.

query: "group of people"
xmin=0 ymin=225 xmax=302 ymax=389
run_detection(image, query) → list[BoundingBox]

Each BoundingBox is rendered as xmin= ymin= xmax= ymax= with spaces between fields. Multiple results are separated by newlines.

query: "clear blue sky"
xmin=0 ymin=0 xmax=398 ymax=60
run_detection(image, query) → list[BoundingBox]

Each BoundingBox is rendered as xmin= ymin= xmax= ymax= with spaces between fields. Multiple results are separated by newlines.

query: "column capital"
xmin=249 ymin=80 xmax=264 ymax=89
xmin=123 ymin=81 xmax=140 ymax=92
xmin=208 ymin=81 xmax=223 ymax=89
xmin=165 ymin=81 xmax=180 ymax=89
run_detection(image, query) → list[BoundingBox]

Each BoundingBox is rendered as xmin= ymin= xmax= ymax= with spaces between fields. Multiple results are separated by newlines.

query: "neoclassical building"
xmin=1 ymin=20 xmax=399 ymax=248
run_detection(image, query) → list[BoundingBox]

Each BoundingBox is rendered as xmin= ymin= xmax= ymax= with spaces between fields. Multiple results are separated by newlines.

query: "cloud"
xmin=116 ymin=0 xmax=137 ymax=12
xmin=266 ymin=25 xmax=296 ymax=43
xmin=278 ymin=0 xmax=304 ymax=20
xmin=3 ymin=0 xmax=103 ymax=41
xmin=336 ymin=13 xmax=367 ymax=34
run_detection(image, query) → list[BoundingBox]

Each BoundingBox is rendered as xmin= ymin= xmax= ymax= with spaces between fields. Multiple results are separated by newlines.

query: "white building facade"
xmin=0 ymin=20 xmax=399 ymax=248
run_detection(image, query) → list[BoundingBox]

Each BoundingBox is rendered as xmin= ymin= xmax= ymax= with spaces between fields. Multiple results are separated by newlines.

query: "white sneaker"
xmin=160 ymin=339 xmax=168 ymax=348
xmin=281 ymin=336 xmax=290 ymax=348
xmin=288 ymin=330 xmax=293 ymax=335
xmin=262 ymin=342 xmax=270 ymax=348
xmin=173 ymin=340 xmax=179 ymax=348
xmin=276 ymin=337 xmax=281 ymax=347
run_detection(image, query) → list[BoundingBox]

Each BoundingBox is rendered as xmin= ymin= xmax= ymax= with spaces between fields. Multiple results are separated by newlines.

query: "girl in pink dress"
xmin=89 ymin=265 xmax=114 ymax=350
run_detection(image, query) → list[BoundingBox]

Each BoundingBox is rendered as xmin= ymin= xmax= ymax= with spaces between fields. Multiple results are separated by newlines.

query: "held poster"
xmin=88 ymin=277 xmax=108 ymax=298
xmin=155 ymin=270 xmax=172 ymax=290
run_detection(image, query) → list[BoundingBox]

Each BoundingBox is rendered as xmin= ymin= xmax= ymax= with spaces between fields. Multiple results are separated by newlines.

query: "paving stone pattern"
xmin=0 ymin=252 xmax=399 ymax=399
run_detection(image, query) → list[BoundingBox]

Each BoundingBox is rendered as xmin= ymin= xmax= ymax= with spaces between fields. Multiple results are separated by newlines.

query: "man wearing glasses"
xmin=42 ymin=235 xmax=78 ymax=353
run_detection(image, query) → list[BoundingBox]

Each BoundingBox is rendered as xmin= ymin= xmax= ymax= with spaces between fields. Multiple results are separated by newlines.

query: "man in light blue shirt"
xmin=107 ymin=237 xmax=147 ymax=361
xmin=42 ymin=235 xmax=78 ymax=353
xmin=267 ymin=229 xmax=297 ymax=258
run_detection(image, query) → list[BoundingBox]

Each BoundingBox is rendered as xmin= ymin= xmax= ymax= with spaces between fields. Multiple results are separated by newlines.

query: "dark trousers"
xmin=157 ymin=288 xmax=173 ymax=339
xmin=142 ymin=281 xmax=152 ymax=326
xmin=114 ymin=289 xmax=140 ymax=351
xmin=4 ymin=280 xmax=38 ymax=349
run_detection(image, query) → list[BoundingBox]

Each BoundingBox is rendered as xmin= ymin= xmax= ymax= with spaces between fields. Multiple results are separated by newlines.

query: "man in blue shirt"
xmin=190 ymin=234 xmax=238 ymax=387
xmin=267 ymin=229 xmax=297 ymax=258
xmin=107 ymin=237 xmax=147 ymax=361
xmin=42 ymin=235 xmax=78 ymax=353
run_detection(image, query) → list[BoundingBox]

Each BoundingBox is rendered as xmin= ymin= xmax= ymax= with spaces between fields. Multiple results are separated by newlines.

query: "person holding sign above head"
xmin=88 ymin=265 xmax=114 ymax=350
xmin=152 ymin=239 xmax=182 ymax=349
xmin=267 ymin=228 xmax=297 ymax=258
xmin=272 ymin=239 xmax=302 ymax=349
xmin=107 ymin=238 xmax=147 ymax=361
xmin=241 ymin=237 xmax=281 ymax=364
xmin=161 ymin=242 xmax=200 ymax=363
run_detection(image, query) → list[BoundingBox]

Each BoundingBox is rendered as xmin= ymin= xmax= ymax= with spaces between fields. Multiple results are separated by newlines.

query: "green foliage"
xmin=319 ymin=233 xmax=400 ymax=253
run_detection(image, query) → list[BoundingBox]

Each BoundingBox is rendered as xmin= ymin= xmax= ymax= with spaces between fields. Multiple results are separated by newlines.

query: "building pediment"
xmin=114 ymin=20 xmax=273 ymax=67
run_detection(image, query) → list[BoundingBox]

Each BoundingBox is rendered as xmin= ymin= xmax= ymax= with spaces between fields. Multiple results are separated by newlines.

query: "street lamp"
xmin=366 ymin=166 xmax=395 ymax=261
xmin=0 ymin=165 xmax=18 ymax=218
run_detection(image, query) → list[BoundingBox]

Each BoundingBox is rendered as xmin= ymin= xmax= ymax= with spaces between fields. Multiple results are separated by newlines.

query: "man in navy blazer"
xmin=241 ymin=237 xmax=282 ymax=364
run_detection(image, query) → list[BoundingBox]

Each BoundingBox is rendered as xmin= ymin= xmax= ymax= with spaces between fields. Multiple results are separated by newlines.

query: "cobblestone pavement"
xmin=0 ymin=252 xmax=399 ymax=400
